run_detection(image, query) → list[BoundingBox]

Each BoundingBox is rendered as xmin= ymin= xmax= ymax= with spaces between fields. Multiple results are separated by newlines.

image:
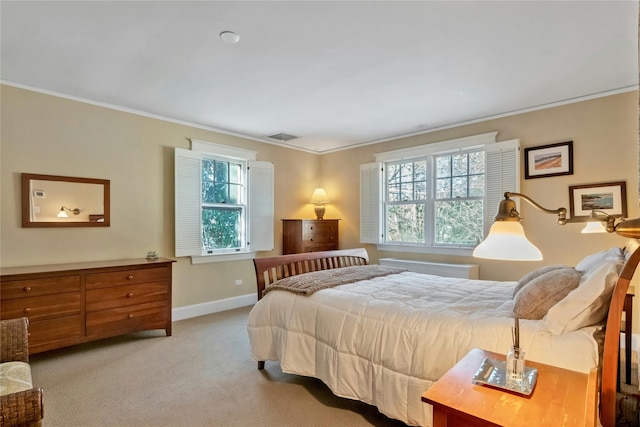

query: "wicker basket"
xmin=0 ymin=318 xmax=44 ymax=427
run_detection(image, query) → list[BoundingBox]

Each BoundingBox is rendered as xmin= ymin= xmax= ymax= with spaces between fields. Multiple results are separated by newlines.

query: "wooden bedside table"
xmin=421 ymin=348 xmax=598 ymax=427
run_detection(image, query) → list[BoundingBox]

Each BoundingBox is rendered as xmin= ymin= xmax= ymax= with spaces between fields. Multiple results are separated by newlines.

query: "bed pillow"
xmin=512 ymin=264 xmax=571 ymax=298
xmin=545 ymin=255 xmax=624 ymax=334
xmin=513 ymin=268 xmax=582 ymax=320
xmin=575 ymin=247 xmax=624 ymax=273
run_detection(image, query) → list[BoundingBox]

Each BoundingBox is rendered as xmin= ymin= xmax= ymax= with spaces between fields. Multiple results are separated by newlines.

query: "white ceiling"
xmin=1 ymin=1 xmax=638 ymax=154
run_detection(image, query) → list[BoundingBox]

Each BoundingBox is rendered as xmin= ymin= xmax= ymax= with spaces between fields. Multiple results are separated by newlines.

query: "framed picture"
xmin=569 ymin=181 xmax=627 ymax=219
xmin=524 ymin=141 xmax=573 ymax=179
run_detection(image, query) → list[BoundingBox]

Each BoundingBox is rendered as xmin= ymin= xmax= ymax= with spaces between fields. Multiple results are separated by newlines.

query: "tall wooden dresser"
xmin=282 ymin=219 xmax=339 ymax=254
xmin=0 ymin=257 xmax=175 ymax=354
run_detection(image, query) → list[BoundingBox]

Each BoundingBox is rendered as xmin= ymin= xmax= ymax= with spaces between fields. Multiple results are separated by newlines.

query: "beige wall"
xmin=326 ymin=90 xmax=639 ymax=282
xmin=0 ymin=85 xmax=322 ymax=307
xmin=2 ymin=85 xmax=638 ymax=318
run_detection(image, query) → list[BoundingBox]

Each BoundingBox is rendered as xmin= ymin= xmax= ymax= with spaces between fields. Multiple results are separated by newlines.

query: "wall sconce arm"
xmin=499 ymin=192 xmax=567 ymax=225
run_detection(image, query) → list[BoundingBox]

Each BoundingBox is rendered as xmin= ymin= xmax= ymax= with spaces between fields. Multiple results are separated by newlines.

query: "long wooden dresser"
xmin=0 ymin=257 xmax=175 ymax=354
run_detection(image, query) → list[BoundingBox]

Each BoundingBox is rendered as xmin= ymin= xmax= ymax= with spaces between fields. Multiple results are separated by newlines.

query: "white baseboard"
xmin=172 ymin=293 xmax=257 ymax=322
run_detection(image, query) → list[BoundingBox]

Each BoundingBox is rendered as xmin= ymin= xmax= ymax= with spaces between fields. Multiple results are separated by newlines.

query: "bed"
xmin=248 ymin=242 xmax=640 ymax=427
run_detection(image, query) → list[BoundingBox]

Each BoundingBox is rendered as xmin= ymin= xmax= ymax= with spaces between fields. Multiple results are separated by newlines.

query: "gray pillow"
xmin=513 ymin=268 xmax=582 ymax=320
xmin=513 ymin=264 xmax=571 ymax=298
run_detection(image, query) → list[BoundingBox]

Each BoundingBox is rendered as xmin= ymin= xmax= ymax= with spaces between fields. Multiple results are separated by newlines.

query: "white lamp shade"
xmin=57 ymin=208 xmax=68 ymax=218
xmin=309 ymin=188 xmax=330 ymax=204
xmin=581 ymin=221 xmax=607 ymax=234
xmin=473 ymin=221 xmax=543 ymax=261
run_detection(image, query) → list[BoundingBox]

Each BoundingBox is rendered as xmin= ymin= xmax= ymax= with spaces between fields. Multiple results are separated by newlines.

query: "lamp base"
xmin=314 ymin=205 xmax=326 ymax=220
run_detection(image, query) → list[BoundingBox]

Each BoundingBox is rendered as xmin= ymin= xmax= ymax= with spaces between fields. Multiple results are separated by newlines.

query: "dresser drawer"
xmin=86 ymin=266 xmax=169 ymax=289
xmin=302 ymin=232 xmax=337 ymax=244
xmin=1 ymin=293 xmax=81 ymax=321
xmin=302 ymin=243 xmax=339 ymax=252
xmin=302 ymin=221 xmax=338 ymax=236
xmin=86 ymin=300 xmax=169 ymax=336
xmin=29 ymin=315 xmax=84 ymax=349
xmin=86 ymin=281 xmax=169 ymax=312
xmin=1 ymin=275 xmax=80 ymax=299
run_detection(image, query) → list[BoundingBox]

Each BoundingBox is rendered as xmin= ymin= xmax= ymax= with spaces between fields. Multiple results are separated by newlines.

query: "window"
xmin=360 ymin=132 xmax=519 ymax=254
xmin=201 ymin=157 xmax=245 ymax=252
xmin=175 ymin=140 xmax=274 ymax=262
xmin=433 ymin=151 xmax=485 ymax=245
xmin=385 ymin=159 xmax=427 ymax=243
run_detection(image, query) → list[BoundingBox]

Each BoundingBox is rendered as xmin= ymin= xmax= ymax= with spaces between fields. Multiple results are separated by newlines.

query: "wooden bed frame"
xmin=252 ymin=243 xmax=640 ymax=427
xmin=253 ymin=248 xmax=369 ymax=300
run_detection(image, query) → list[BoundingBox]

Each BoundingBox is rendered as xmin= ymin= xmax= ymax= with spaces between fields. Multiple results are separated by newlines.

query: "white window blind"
xmin=360 ymin=162 xmax=383 ymax=243
xmin=484 ymin=139 xmax=520 ymax=237
xmin=247 ymin=160 xmax=274 ymax=252
xmin=175 ymin=148 xmax=203 ymax=256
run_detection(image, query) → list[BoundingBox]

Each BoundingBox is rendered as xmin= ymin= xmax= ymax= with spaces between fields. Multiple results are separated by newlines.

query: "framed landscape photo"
xmin=569 ymin=181 xmax=627 ymax=219
xmin=524 ymin=141 xmax=573 ymax=179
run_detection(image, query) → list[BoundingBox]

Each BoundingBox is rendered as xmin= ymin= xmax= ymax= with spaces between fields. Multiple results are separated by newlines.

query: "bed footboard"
xmin=253 ymin=248 xmax=369 ymax=370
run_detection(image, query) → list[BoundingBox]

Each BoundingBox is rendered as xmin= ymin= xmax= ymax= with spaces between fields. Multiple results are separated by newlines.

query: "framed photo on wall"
xmin=524 ymin=141 xmax=573 ymax=179
xmin=569 ymin=181 xmax=627 ymax=219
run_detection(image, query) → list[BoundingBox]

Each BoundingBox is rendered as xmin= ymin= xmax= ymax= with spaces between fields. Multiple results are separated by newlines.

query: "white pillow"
xmin=545 ymin=256 xmax=624 ymax=334
xmin=575 ymin=247 xmax=624 ymax=273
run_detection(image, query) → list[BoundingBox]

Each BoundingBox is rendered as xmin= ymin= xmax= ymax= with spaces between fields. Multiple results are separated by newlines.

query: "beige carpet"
xmin=30 ymin=306 xmax=408 ymax=427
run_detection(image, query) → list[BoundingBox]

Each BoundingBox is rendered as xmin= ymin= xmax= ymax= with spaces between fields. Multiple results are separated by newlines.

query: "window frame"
xmin=200 ymin=154 xmax=248 ymax=255
xmin=360 ymin=132 xmax=520 ymax=256
xmin=174 ymin=140 xmax=274 ymax=263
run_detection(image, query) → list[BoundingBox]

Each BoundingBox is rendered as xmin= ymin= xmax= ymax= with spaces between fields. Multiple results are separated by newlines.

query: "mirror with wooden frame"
xmin=21 ymin=173 xmax=110 ymax=227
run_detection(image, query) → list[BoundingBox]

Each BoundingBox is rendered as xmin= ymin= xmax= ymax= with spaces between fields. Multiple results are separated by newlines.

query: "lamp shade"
xmin=57 ymin=207 xmax=68 ymax=218
xmin=309 ymin=188 xmax=330 ymax=204
xmin=581 ymin=221 xmax=607 ymax=234
xmin=473 ymin=221 xmax=543 ymax=261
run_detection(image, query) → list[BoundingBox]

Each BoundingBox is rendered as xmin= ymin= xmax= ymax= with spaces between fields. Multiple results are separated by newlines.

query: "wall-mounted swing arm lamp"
xmin=581 ymin=210 xmax=617 ymax=234
xmin=473 ymin=192 xmax=567 ymax=261
xmin=56 ymin=206 xmax=80 ymax=218
xmin=581 ymin=210 xmax=640 ymax=238
xmin=473 ymin=192 xmax=640 ymax=261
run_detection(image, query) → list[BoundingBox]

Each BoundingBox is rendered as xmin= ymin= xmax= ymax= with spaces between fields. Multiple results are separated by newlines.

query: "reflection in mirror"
xmin=21 ymin=173 xmax=110 ymax=227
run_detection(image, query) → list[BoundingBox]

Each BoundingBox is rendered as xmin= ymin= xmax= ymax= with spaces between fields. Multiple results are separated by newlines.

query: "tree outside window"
xmin=201 ymin=158 xmax=245 ymax=252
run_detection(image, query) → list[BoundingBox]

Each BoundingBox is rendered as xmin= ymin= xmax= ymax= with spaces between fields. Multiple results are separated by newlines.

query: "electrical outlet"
xmin=234 ymin=279 xmax=243 ymax=286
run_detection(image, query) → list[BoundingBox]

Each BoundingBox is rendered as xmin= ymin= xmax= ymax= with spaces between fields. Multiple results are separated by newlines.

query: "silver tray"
xmin=472 ymin=357 xmax=538 ymax=396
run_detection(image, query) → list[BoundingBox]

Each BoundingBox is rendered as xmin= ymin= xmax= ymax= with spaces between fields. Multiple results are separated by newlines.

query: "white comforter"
xmin=247 ymin=270 xmax=601 ymax=427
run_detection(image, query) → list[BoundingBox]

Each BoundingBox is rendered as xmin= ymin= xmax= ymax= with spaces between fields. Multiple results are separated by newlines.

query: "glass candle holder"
xmin=506 ymin=346 xmax=526 ymax=389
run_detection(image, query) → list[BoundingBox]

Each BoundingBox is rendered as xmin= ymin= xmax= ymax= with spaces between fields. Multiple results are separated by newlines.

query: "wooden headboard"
xmin=600 ymin=239 xmax=640 ymax=427
xmin=253 ymin=248 xmax=369 ymax=300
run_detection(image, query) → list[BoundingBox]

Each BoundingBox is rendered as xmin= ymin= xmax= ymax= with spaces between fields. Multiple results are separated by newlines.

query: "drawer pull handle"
xmin=127 ymin=292 xmax=134 ymax=298
xmin=24 ymin=307 xmax=31 ymax=314
xmin=310 ymin=238 xmax=313 ymax=241
xmin=23 ymin=286 xmax=31 ymax=292
xmin=128 ymin=314 xmax=134 ymax=319
xmin=127 ymin=275 xmax=134 ymax=280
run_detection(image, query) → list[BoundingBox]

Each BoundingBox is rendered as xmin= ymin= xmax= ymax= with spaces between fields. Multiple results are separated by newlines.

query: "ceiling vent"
xmin=266 ymin=132 xmax=299 ymax=142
